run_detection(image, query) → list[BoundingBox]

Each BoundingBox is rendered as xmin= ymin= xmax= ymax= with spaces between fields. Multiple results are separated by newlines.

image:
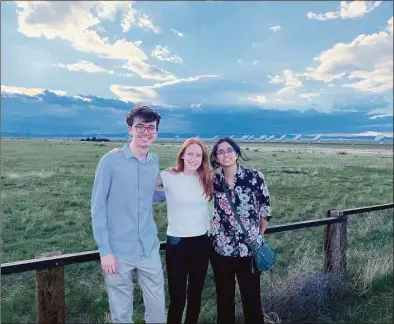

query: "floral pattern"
xmin=210 ymin=164 xmax=272 ymax=257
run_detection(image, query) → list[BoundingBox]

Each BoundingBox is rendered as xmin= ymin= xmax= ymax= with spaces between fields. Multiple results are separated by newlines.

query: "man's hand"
xmin=109 ymin=147 xmax=122 ymax=153
xmin=164 ymin=167 xmax=176 ymax=174
xmin=101 ymin=254 xmax=118 ymax=274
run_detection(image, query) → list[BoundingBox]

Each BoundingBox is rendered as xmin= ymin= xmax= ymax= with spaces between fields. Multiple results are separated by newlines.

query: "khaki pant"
xmin=104 ymin=245 xmax=166 ymax=323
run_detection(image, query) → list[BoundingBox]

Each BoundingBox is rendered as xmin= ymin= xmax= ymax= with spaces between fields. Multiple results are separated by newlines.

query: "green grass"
xmin=1 ymin=139 xmax=393 ymax=323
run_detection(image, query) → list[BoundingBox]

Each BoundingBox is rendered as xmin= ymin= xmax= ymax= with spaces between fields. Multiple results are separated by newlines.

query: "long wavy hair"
xmin=173 ymin=138 xmax=214 ymax=200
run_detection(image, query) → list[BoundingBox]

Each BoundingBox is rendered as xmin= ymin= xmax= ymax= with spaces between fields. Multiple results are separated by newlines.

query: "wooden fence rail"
xmin=1 ymin=202 xmax=393 ymax=324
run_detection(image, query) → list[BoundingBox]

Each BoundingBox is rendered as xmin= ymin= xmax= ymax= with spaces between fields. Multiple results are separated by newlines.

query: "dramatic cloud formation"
xmin=15 ymin=2 xmax=167 ymax=80
xmin=3 ymin=1 xmax=392 ymax=135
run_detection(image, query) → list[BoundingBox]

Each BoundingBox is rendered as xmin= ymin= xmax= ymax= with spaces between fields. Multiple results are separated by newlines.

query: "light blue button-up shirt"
xmin=91 ymin=142 xmax=163 ymax=261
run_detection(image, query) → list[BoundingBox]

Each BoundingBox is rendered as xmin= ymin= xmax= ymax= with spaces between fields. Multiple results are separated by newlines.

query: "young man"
xmin=91 ymin=105 xmax=166 ymax=323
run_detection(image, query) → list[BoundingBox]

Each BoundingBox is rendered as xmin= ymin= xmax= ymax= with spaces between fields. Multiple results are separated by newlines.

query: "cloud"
xmin=94 ymin=1 xmax=160 ymax=33
xmin=304 ymin=16 xmax=393 ymax=93
xmin=386 ymin=17 xmax=393 ymax=34
xmin=246 ymin=95 xmax=296 ymax=106
xmin=248 ymin=95 xmax=268 ymax=104
xmin=342 ymin=63 xmax=393 ymax=93
xmin=171 ymin=28 xmax=184 ymax=37
xmin=122 ymin=61 xmax=176 ymax=81
xmin=135 ymin=13 xmax=161 ymax=34
xmin=15 ymin=2 xmax=168 ymax=80
xmin=252 ymin=60 xmax=259 ymax=65
xmin=267 ymin=74 xmax=284 ymax=84
xmin=53 ymin=60 xmax=115 ymax=74
xmin=307 ymin=1 xmax=381 ymax=21
xmin=191 ymin=103 xmax=202 ymax=108
xmin=237 ymin=59 xmax=243 ymax=64
xmin=151 ymin=45 xmax=184 ymax=64
xmin=248 ymin=72 xmax=307 ymax=107
xmin=300 ymin=93 xmax=320 ymax=100
xmin=369 ymin=114 xmax=392 ymax=120
xmin=1 ymin=85 xmax=67 ymax=97
xmin=269 ymin=25 xmax=281 ymax=32
xmin=110 ymin=84 xmax=160 ymax=105
xmin=110 ymin=74 xmax=220 ymax=104
xmin=73 ymin=95 xmax=93 ymax=102
xmin=275 ymin=70 xmax=303 ymax=95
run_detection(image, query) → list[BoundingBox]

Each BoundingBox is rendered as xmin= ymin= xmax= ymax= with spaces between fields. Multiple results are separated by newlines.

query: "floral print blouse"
xmin=210 ymin=164 xmax=272 ymax=258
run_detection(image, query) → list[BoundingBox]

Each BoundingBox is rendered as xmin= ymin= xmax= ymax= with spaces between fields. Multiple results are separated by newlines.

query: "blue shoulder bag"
xmin=222 ymin=181 xmax=276 ymax=272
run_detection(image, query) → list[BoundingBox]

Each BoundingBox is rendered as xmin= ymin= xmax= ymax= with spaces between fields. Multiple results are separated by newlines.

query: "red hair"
xmin=173 ymin=138 xmax=214 ymax=200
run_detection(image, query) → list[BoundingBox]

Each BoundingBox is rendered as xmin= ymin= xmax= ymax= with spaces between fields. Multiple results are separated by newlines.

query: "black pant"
xmin=166 ymin=233 xmax=211 ymax=324
xmin=210 ymin=251 xmax=264 ymax=324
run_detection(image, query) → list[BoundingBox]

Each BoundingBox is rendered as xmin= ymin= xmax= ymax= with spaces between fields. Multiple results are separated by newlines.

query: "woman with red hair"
xmin=157 ymin=138 xmax=213 ymax=324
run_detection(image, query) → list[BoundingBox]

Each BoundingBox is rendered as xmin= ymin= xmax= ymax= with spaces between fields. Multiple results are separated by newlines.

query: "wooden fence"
xmin=1 ymin=203 xmax=393 ymax=323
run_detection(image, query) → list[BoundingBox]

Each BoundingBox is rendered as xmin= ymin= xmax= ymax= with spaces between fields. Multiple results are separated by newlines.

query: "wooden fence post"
xmin=324 ymin=210 xmax=347 ymax=276
xmin=36 ymin=252 xmax=65 ymax=324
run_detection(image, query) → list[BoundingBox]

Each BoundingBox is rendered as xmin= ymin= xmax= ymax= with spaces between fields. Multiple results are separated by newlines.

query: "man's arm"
xmin=91 ymin=156 xmax=118 ymax=274
xmin=91 ymin=156 xmax=113 ymax=256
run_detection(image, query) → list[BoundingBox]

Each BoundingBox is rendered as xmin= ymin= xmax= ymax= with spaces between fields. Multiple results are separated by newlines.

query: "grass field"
xmin=1 ymin=138 xmax=393 ymax=323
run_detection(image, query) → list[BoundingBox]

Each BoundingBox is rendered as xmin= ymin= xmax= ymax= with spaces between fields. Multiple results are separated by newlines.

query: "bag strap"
xmin=222 ymin=180 xmax=259 ymax=254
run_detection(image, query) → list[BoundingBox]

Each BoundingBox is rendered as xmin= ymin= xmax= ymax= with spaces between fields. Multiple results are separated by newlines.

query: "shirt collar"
xmin=122 ymin=142 xmax=153 ymax=162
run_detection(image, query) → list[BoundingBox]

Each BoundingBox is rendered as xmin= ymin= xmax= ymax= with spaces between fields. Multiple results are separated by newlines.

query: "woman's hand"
xmin=109 ymin=147 xmax=122 ymax=153
xmin=260 ymin=218 xmax=268 ymax=234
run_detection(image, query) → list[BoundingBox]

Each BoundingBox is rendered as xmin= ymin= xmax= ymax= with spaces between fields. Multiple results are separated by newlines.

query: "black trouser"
xmin=210 ymin=250 xmax=264 ymax=324
xmin=166 ymin=233 xmax=211 ymax=324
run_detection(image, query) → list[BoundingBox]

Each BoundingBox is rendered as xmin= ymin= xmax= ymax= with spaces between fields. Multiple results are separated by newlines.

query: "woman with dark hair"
xmin=209 ymin=137 xmax=272 ymax=324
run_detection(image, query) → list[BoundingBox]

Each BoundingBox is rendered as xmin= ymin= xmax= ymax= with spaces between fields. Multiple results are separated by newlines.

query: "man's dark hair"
xmin=210 ymin=137 xmax=249 ymax=170
xmin=126 ymin=105 xmax=161 ymax=128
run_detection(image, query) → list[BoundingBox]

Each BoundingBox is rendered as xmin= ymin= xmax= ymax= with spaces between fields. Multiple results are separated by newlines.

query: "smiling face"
xmin=128 ymin=116 xmax=158 ymax=148
xmin=215 ymin=141 xmax=237 ymax=168
xmin=182 ymin=143 xmax=203 ymax=173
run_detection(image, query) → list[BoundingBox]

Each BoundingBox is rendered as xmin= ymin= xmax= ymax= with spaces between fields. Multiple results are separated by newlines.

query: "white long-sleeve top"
xmin=160 ymin=171 xmax=210 ymax=237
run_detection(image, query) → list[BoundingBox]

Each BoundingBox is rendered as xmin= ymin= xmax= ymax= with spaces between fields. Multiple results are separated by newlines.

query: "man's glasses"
xmin=134 ymin=124 xmax=157 ymax=134
xmin=217 ymin=147 xmax=235 ymax=156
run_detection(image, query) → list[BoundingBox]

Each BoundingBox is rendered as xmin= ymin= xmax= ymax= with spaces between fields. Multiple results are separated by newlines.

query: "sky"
xmin=1 ymin=1 xmax=393 ymax=136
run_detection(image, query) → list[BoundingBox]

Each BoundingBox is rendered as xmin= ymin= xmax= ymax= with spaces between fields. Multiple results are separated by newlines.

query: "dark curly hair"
xmin=126 ymin=105 xmax=161 ymax=129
